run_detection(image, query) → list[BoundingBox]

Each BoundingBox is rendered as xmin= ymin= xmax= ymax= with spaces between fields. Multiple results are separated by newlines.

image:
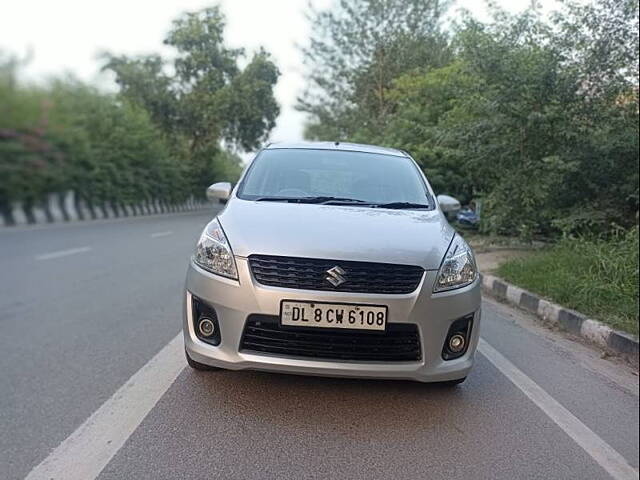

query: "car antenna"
xmin=334 ymin=141 xmax=340 ymax=146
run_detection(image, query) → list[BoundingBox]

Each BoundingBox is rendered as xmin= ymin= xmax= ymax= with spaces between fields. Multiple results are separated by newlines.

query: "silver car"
xmin=184 ymin=142 xmax=481 ymax=384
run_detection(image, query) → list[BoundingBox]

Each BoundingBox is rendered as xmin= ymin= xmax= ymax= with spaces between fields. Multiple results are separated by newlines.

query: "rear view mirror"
xmin=436 ymin=194 xmax=461 ymax=220
xmin=206 ymin=182 xmax=232 ymax=202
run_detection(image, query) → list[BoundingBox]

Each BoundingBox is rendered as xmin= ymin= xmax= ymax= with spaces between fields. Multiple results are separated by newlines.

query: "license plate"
xmin=280 ymin=301 xmax=387 ymax=331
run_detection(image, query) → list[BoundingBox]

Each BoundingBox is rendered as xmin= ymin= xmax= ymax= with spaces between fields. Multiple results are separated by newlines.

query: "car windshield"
xmin=238 ymin=148 xmax=431 ymax=207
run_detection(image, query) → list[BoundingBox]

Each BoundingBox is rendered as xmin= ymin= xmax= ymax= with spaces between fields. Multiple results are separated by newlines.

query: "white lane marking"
xmin=479 ymin=338 xmax=639 ymax=480
xmin=25 ymin=334 xmax=185 ymax=480
xmin=24 ymin=333 xmax=638 ymax=480
xmin=35 ymin=246 xmax=92 ymax=261
xmin=150 ymin=230 xmax=173 ymax=238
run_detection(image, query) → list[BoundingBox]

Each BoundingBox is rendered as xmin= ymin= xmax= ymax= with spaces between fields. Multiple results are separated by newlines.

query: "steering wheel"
xmin=276 ymin=188 xmax=309 ymax=197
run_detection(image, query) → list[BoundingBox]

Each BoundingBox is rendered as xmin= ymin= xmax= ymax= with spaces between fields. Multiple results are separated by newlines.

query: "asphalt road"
xmin=1 ymin=211 xmax=638 ymax=480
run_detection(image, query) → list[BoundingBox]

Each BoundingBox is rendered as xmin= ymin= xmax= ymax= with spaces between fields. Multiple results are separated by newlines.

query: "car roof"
xmin=264 ymin=141 xmax=408 ymax=158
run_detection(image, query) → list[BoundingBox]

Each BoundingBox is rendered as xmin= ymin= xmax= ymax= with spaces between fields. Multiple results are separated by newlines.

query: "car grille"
xmin=248 ymin=255 xmax=424 ymax=294
xmin=240 ymin=315 xmax=422 ymax=362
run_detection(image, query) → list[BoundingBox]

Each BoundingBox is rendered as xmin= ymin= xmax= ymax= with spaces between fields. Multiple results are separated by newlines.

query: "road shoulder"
xmin=481 ymin=273 xmax=639 ymax=361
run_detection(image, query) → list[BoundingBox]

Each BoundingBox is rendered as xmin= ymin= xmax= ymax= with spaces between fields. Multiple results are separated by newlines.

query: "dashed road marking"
xmin=150 ymin=230 xmax=173 ymax=238
xmin=35 ymin=246 xmax=92 ymax=261
xmin=479 ymin=338 xmax=638 ymax=480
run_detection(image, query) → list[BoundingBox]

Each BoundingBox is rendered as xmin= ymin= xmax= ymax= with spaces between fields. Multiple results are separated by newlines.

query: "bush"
xmin=497 ymin=227 xmax=639 ymax=335
xmin=1 ymin=7 xmax=277 ymax=218
xmin=298 ymin=0 xmax=639 ymax=238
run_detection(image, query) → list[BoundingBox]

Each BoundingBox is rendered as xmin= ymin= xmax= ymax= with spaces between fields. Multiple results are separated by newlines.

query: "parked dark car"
xmin=457 ymin=207 xmax=479 ymax=228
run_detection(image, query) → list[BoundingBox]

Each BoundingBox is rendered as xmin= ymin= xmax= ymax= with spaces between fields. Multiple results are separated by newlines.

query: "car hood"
xmin=218 ymin=199 xmax=454 ymax=270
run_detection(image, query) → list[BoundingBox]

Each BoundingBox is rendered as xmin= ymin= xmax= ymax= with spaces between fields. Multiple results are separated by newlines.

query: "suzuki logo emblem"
xmin=325 ymin=266 xmax=346 ymax=287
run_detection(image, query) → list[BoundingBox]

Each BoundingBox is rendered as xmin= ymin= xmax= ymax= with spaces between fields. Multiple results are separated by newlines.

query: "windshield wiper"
xmin=314 ymin=196 xmax=373 ymax=205
xmin=254 ymin=196 xmax=303 ymax=202
xmin=254 ymin=197 xmax=428 ymax=208
xmin=372 ymin=201 xmax=431 ymax=209
xmin=255 ymin=196 xmax=371 ymax=205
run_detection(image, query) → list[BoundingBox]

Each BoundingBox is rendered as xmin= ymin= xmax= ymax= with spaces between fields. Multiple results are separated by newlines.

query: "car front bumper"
xmin=184 ymin=258 xmax=482 ymax=383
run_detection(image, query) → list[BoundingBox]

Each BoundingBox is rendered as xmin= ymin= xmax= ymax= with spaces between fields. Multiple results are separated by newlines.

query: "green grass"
xmin=496 ymin=228 xmax=639 ymax=336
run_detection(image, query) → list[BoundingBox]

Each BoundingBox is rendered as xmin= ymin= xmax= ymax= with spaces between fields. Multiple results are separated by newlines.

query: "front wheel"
xmin=185 ymin=350 xmax=221 ymax=371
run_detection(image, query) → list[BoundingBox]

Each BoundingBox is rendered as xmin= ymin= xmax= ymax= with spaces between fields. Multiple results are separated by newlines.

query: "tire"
xmin=441 ymin=376 xmax=466 ymax=386
xmin=185 ymin=350 xmax=221 ymax=371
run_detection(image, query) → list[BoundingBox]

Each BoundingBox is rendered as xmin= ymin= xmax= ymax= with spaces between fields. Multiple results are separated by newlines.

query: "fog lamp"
xmin=198 ymin=317 xmax=216 ymax=337
xmin=442 ymin=314 xmax=474 ymax=360
xmin=448 ymin=334 xmax=466 ymax=353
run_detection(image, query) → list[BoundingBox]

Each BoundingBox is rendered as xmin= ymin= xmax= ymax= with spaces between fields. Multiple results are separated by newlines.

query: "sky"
xmin=1 ymin=0 xmax=553 ymax=152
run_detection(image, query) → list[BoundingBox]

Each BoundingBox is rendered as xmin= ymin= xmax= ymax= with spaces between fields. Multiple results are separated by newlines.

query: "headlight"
xmin=433 ymin=234 xmax=477 ymax=292
xmin=193 ymin=218 xmax=238 ymax=279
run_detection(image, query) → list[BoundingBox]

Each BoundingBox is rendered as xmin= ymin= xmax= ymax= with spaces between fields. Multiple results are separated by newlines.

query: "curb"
xmin=1 ymin=191 xmax=214 ymax=228
xmin=481 ymin=273 xmax=639 ymax=357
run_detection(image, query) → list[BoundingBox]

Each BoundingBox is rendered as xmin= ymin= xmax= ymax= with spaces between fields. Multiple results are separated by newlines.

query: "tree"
xmin=0 ymin=54 xmax=66 ymax=220
xmin=298 ymin=0 xmax=639 ymax=237
xmin=376 ymin=61 xmax=478 ymax=201
xmin=104 ymin=6 xmax=279 ymax=195
xmin=0 ymin=7 xmax=279 ymax=224
xmin=104 ymin=6 xmax=279 ymax=151
xmin=298 ymin=0 xmax=452 ymax=140
xmin=549 ymin=0 xmax=639 ymax=233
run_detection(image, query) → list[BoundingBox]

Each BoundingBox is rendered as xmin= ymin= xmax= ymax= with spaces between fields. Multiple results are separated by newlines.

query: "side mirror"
xmin=206 ymin=182 xmax=232 ymax=202
xmin=436 ymin=194 xmax=461 ymax=220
